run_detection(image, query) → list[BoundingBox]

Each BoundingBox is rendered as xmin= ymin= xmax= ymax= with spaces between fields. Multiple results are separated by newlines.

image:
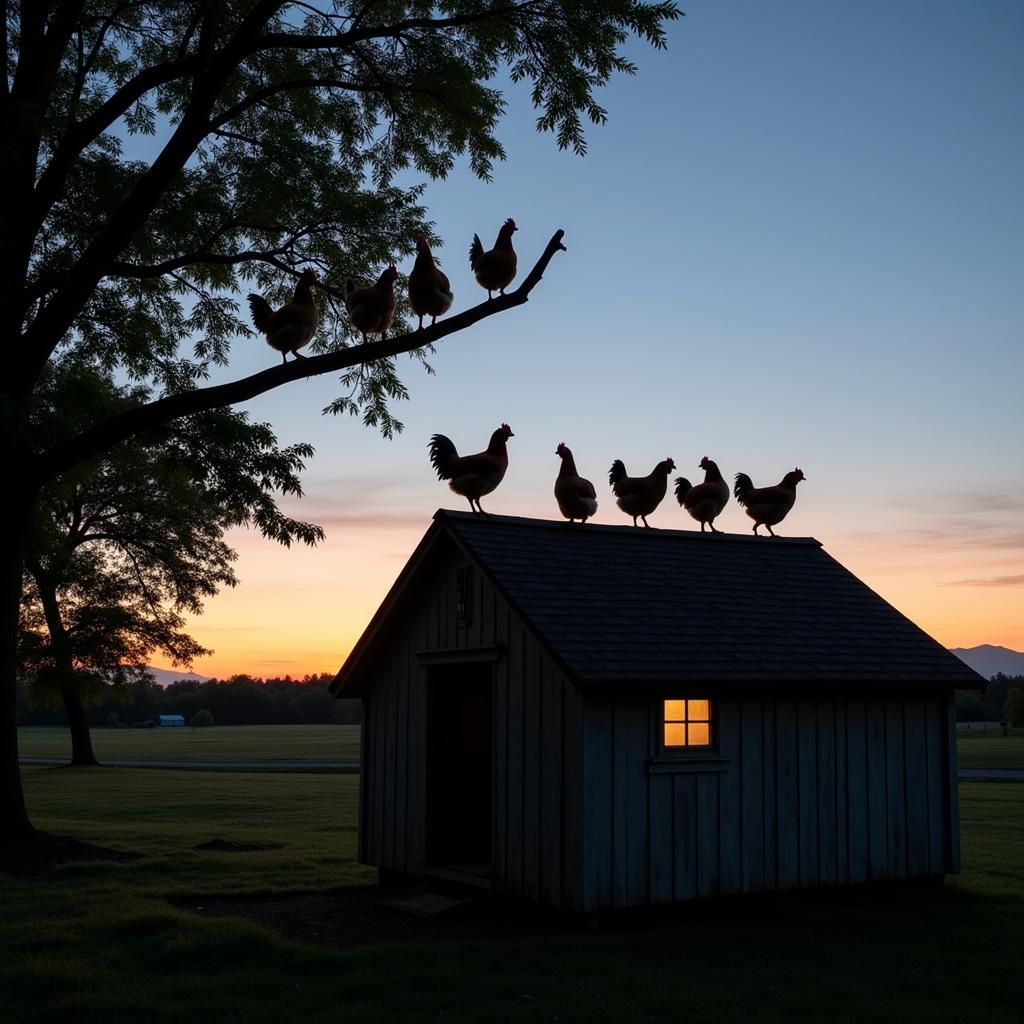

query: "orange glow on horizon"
xmin=150 ymin=510 xmax=1023 ymax=682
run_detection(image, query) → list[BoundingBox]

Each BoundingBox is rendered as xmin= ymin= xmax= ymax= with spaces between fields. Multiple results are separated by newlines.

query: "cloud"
xmin=945 ymin=574 xmax=1024 ymax=588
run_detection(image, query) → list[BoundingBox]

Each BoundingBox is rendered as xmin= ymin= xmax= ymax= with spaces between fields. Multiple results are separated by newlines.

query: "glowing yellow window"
xmin=663 ymin=699 xmax=713 ymax=749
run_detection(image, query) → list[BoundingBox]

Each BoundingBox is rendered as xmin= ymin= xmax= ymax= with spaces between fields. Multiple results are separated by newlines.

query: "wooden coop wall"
xmin=578 ymin=690 xmax=959 ymax=912
xmin=357 ymin=542 xmax=585 ymax=908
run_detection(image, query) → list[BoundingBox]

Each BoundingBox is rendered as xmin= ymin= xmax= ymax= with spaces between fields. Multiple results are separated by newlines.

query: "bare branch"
xmin=34 ymin=230 xmax=567 ymax=483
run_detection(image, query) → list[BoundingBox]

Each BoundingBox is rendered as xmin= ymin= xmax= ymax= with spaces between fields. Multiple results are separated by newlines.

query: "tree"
xmin=189 ymin=709 xmax=214 ymax=728
xmin=18 ymin=356 xmax=322 ymax=766
xmin=0 ymin=2 xmax=680 ymax=842
xmin=1006 ymin=686 xmax=1024 ymax=729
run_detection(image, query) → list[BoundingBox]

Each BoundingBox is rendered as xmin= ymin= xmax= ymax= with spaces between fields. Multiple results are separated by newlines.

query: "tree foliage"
xmin=0 ymin=1 xmax=681 ymax=836
xmin=19 ymin=356 xmax=322 ymax=711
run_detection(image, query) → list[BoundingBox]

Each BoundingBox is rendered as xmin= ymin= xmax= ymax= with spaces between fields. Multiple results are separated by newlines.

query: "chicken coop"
xmin=331 ymin=510 xmax=983 ymax=912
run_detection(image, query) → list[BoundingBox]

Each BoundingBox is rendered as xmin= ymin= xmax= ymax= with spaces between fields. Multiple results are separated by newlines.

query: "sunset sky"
xmin=158 ymin=1 xmax=1022 ymax=679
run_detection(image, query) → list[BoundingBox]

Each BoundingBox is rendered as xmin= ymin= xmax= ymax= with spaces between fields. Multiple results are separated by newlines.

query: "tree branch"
xmin=34 ymin=230 xmax=567 ymax=484
xmin=255 ymin=4 xmax=537 ymax=52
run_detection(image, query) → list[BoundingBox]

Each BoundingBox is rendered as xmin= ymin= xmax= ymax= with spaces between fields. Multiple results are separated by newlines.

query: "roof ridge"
xmin=433 ymin=508 xmax=822 ymax=546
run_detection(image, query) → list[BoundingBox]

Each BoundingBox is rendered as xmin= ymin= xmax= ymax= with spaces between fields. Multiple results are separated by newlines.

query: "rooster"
xmin=608 ymin=457 xmax=676 ymax=528
xmin=733 ymin=468 xmax=806 ymax=536
xmin=554 ymin=442 xmax=598 ymax=524
xmin=247 ymin=268 xmax=318 ymax=362
xmin=674 ymin=456 xmax=730 ymax=533
xmin=408 ymin=235 xmax=454 ymax=329
xmin=345 ymin=265 xmax=398 ymax=341
xmin=428 ymin=424 xmax=514 ymax=515
xmin=469 ymin=218 xmax=517 ymax=298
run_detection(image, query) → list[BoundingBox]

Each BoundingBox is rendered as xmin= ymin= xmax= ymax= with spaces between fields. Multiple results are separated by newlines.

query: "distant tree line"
xmin=956 ymin=674 xmax=1024 ymax=724
xmin=17 ymin=674 xmax=359 ymax=728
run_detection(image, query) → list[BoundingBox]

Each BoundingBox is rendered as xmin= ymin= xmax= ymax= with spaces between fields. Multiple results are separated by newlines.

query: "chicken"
xmin=608 ymin=457 xmax=676 ymax=528
xmin=428 ymin=423 xmax=514 ymax=514
xmin=733 ymin=468 xmax=806 ymax=536
xmin=469 ymin=218 xmax=517 ymax=298
xmin=345 ymin=265 xmax=398 ymax=341
xmin=554 ymin=442 xmax=598 ymax=524
xmin=408 ymin=235 xmax=454 ymax=329
xmin=674 ymin=456 xmax=729 ymax=533
xmin=246 ymin=268 xmax=318 ymax=362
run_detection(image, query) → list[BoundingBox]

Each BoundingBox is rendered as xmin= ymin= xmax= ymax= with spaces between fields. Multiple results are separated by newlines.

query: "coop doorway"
xmin=425 ymin=662 xmax=493 ymax=880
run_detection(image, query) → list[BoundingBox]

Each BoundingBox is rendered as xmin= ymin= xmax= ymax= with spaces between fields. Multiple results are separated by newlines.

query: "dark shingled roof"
xmin=434 ymin=510 xmax=983 ymax=687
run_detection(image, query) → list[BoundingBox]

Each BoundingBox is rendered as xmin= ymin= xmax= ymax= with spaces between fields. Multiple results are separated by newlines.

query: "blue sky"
xmin=162 ymin=1 xmax=1024 ymax=675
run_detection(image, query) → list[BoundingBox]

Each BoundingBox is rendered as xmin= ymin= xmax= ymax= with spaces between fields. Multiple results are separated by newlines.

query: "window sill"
xmin=647 ymin=754 xmax=730 ymax=775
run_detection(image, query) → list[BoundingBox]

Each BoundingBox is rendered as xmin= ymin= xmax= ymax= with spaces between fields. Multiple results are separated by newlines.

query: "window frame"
xmin=648 ymin=694 xmax=729 ymax=775
xmin=660 ymin=697 xmax=714 ymax=752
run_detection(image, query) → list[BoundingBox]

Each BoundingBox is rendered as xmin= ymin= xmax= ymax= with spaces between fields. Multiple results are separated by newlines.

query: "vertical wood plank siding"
xmin=578 ymin=691 xmax=957 ymax=912
xmin=354 ymin=540 xmax=959 ymax=910
xmin=358 ymin=545 xmax=580 ymax=909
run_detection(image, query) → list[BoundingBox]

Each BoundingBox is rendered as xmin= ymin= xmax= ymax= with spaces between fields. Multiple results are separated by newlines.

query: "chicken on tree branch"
xmin=34 ymin=229 xmax=567 ymax=486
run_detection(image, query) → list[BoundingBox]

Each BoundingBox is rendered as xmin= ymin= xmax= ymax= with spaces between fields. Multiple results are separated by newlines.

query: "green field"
xmin=956 ymin=735 xmax=1024 ymax=771
xmin=19 ymin=725 xmax=1024 ymax=773
xmin=1 ymin=768 xmax=1021 ymax=1024
xmin=17 ymin=724 xmax=361 ymax=763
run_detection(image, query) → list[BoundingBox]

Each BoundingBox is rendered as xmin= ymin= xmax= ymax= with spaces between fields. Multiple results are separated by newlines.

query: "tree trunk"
xmin=33 ymin=572 xmax=99 ymax=767
xmin=1 ymin=493 xmax=34 ymax=843
xmin=58 ymin=681 xmax=99 ymax=767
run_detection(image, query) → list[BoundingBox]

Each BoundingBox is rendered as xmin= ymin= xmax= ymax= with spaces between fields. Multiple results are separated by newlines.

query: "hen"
xmin=674 ymin=456 xmax=729 ymax=533
xmin=247 ymin=268 xmax=318 ymax=362
xmin=554 ymin=442 xmax=598 ymax=524
xmin=608 ymin=457 xmax=676 ymax=528
xmin=345 ymin=265 xmax=398 ymax=341
xmin=469 ymin=218 xmax=517 ymax=298
xmin=428 ymin=423 xmax=514 ymax=515
xmin=408 ymin=235 xmax=454 ymax=329
xmin=733 ymin=468 xmax=806 ymax=536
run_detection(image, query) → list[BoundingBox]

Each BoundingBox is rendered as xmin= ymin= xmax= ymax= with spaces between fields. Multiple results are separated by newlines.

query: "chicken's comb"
xmin=505 ymin=218 xmax=516 ymax=229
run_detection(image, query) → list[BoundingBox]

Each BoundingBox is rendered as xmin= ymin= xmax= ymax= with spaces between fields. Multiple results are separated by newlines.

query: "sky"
xmin=154 ymin=0 xmax=1022 ymax=679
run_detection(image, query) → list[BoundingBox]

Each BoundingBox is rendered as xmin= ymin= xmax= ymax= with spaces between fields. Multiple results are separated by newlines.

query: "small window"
xmin=662 ymin=698 xmax=713 ymax=749
xmin=455 ymin=566 xmax=473 ymax=625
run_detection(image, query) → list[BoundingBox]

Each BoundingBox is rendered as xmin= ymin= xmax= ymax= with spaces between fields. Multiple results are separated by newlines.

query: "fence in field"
xmin=956 ymin=722 xmax=1022 ymax=737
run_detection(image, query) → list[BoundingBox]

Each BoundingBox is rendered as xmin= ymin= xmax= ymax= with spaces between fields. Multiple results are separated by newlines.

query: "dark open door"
xmin=426 ymin=663 xmax=493 ymax=869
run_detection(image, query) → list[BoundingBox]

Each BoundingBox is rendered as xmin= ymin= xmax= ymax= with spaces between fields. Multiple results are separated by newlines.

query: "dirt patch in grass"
xmin=176 ymin=886 xmax=579 ymax=951
xmin=0 ymin=831 xmax=139 ymax=877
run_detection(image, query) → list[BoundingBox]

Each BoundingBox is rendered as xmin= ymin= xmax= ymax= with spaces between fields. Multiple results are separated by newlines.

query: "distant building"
xmin=157 ymin=714 xmax=186 ymax=728
xmin=332 ymin=510 xmax=984 ymax=912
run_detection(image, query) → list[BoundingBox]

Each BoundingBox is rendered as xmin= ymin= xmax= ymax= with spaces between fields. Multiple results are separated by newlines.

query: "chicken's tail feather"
xmin=734 ymin=472 xmax=754 ymax=505
xmin=428 ymin=434 xmax=459 ymax=480
xmin=469 ymin=234 xmax=484 ymax=270
xmin=608 ymin=459 xmax=627 ymax=488
xmin=674 ymin=477 xmax=692 ymax=505
xmin=247 ymin=294 xmax=274 ymax=333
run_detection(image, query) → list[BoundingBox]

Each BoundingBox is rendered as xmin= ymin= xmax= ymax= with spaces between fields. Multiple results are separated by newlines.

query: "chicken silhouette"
xmin=608 ymin=457 xmax=676 ymax=528
xmin=469 ymin=218 xmax=517 ymax=298
xmin=247 ymin=269 xmax=318 ymax=362
xmin=733 ymin=468 xmax=806 ymax=536
xmin=674 ymin=456 xmax=730 ymax=533
xmin=428 ymin=424 xmax=514 ymax=515
xmin=554 ymin=442 xmax=598 ymax=523
xmin=408 ymin=235 xmax=453 ymax=329
xmin=344 ymin=265 xmax=398 ymax=341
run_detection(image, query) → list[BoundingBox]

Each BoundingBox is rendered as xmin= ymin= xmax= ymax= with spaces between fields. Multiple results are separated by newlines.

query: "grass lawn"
xmin=1 ymin=770 xmax=1021 ymax=1024
xmin=19 ymin=725 xmax=1024 ymax=773
xmin=956 ymin=734 xmax=1024 ymax=771
xmin=17 ymin=724 xmax=361 ymax=763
